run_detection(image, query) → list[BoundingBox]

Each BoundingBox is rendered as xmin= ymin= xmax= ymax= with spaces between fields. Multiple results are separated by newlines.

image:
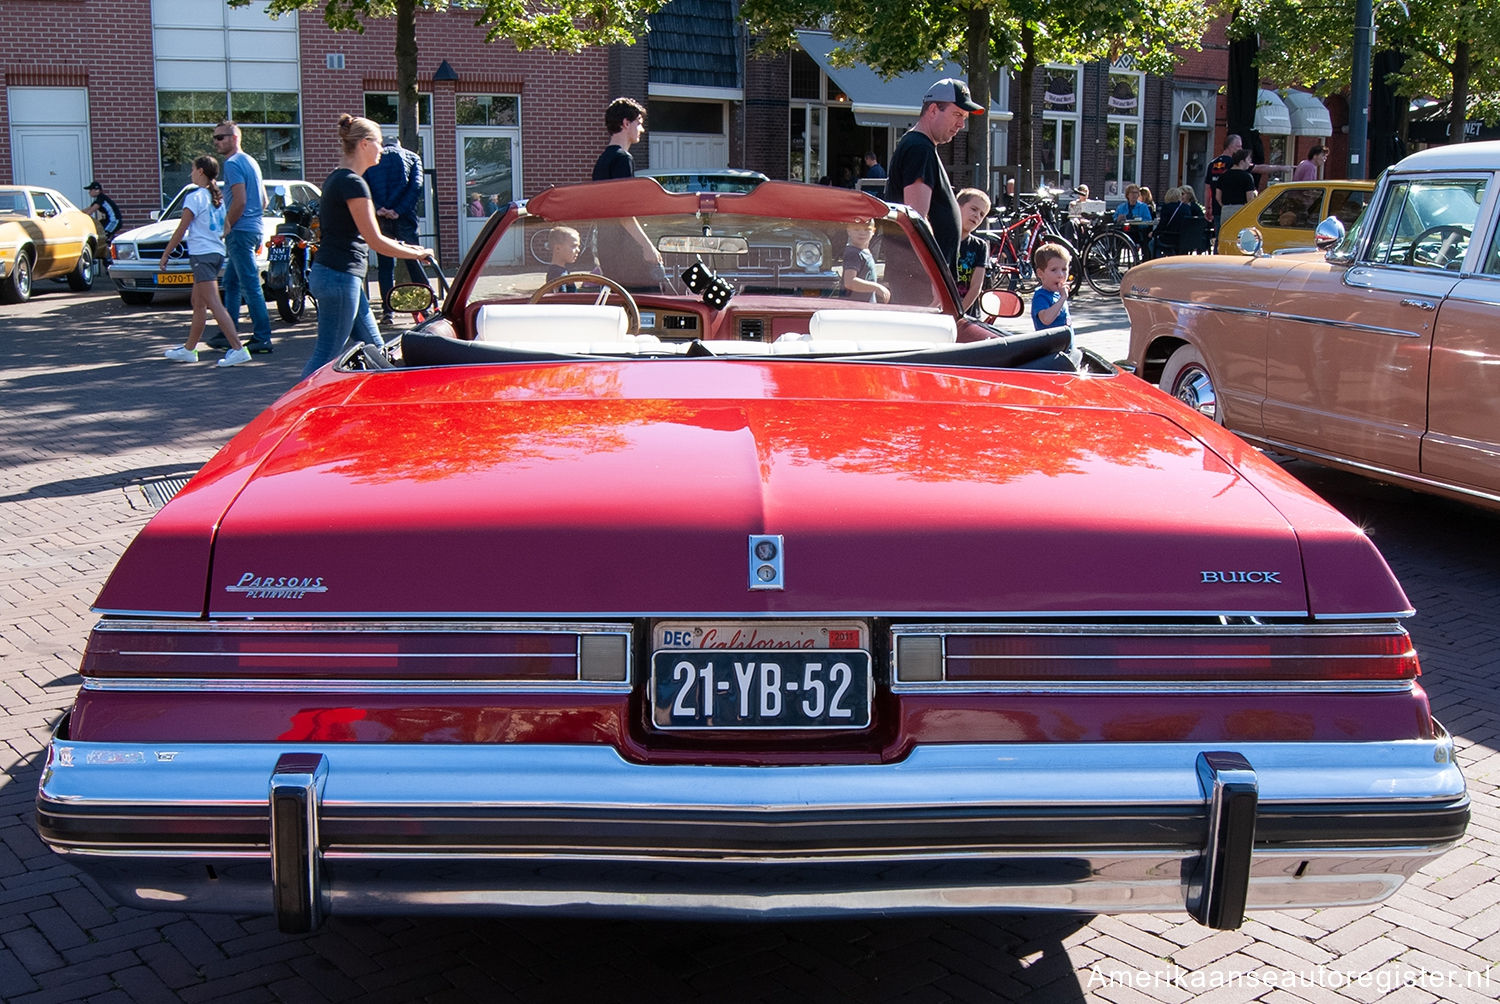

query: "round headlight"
xmin=795 ymin=240 xmax=822 ymax=271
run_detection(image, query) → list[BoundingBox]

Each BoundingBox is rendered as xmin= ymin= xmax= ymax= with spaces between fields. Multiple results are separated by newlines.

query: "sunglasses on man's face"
xmin=213 ymin=134 xmax=231 ymax=141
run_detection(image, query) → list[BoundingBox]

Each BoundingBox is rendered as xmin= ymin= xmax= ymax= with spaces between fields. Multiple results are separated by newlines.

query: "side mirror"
xmin=978 ymin=288 xmax=1025 ymax=320
xmin=1236 ymin=227 xmax=1264 ymax=257
xmin=1313 ymin=216 xmax=1346 ymax=251
xmin=390 ymin=282 xmax=436 ymax=315
xmin=150 ymin=210 xmax=161 ymax=222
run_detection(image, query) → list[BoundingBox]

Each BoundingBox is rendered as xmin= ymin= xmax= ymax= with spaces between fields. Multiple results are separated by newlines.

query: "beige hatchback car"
xmin=1124 ymin=141 xmax=1500 ymax=512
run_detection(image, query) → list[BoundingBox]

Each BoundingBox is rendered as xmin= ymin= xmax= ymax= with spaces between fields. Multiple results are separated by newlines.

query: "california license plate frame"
xmin=650 ymin=620 xmax=872 ymax=731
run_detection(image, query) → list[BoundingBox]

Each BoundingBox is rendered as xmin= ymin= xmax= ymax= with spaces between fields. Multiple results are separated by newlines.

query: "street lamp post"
xmin=1349 ymin=0 xmax=1374 ymax=178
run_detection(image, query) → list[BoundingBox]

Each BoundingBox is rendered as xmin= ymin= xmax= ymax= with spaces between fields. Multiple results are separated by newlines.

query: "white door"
xmin=9 ymin=86 xmax=91 ymax=204
xmin=457 ymin=128 xmax=521 ymax=260
xmin=648 ymin=134 xmax=729 ymax=172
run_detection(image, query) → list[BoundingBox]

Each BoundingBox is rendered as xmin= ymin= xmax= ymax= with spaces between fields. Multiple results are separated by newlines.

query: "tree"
xmin=1242 ymin=0 xmax=1500 ymax=144
xmin=229 ymin=0 xmax=668 ymax=151
xmin=741 ymin=0 xmax=1213 ymax=194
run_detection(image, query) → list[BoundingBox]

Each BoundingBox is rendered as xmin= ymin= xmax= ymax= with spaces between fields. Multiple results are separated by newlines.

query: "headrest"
xmin=807 ymin=309 xmax=957 ymax=344
xmin=474 ymin=303 xmax=629 ymax=343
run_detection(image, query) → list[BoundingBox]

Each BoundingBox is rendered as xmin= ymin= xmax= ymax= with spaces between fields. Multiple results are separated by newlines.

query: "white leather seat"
xmin=806 ymin=309 xmax=957 ymax=344
xmin=474 ymin=304 xmax=629 ymax=344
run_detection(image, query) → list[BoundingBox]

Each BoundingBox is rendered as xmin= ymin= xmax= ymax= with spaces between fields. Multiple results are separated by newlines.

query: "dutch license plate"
xmin=269 ymin=244 xmax=290 ymax=262
xmin=156 ymin=271 xmax=194 ymax=285
xmin=651 ymin=650 xmax=871 ymax=730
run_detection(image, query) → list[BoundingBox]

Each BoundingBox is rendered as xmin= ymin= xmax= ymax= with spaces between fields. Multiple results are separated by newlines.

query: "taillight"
xmin=892 ymin=624 xmax=1419 ymax=685
xmin=82 ymin=620 xmax=631 ymax=685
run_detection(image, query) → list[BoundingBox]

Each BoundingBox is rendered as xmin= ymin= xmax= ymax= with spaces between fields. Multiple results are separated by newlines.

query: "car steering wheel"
xmin=529 ymin=272 xmax=642 ymax=334
xmin=1403 ymin=225 xmax=1471 ymax=269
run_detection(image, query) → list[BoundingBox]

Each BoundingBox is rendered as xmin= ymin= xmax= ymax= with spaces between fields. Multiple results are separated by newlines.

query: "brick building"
xmin=1 ymin=1 xmax=1338 ymax=266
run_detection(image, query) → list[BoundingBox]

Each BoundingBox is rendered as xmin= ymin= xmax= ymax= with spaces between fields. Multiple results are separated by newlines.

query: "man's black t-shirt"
xmin=885 ymin=129 xmax=961 ymax=272
xmin=593 ymin=145 xmax=634 ymax=181
xmin=1204 ymin=153 xmax=1233 ymax=217
xmin=317 ymin=168 xmax=372 ymax=274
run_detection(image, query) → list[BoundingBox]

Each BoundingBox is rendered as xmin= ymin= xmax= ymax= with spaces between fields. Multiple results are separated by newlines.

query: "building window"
xmin=1104 ymin=69 xmax=1144 ymax=197
xmin=1180 ymin=100 xmax=1207 ymax=127
xmin=156 ymin=90 xmax=300 ymax=205
xmin=456 ymin=95 xmax=519 ymax=126
xmin=648 ymin=100 xmax=725 ymax=134
xmin=790 ymin=50 xmax=822 ymax=101
xmin=1041 ymin=66 xmax=1081 ymax=189
xmin=365 ymin=93 xmax=433 ymax=127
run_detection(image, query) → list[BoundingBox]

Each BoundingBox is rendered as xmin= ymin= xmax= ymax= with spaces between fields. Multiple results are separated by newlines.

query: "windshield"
xmin=158 ymin=183 xmax=291 ymax=222
xmin=466 ymin=211 xmax=947 ymax=308
xmin=1364 ymin=177 xmax=1487 ymax=268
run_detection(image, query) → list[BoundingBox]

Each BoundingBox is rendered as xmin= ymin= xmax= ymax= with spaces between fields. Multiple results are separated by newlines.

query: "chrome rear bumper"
xmin=37 ymin=732 xmax=1468 ymax=932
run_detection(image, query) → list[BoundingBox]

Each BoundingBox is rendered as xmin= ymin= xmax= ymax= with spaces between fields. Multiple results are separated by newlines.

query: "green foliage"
xmin=1239 ymin=0 xmax=1500 ymax=124
xmin=227 ymin=0 xmax=664 ymax=50
xmin=742 ymin=0 xmax=1212 ymax=78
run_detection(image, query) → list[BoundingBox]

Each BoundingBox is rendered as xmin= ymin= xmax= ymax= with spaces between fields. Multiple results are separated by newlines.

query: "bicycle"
xmin=1079 ymin=217 xmax=1153 ymax=296
xmin=977 ymin=187 xmax=1082 ymax=296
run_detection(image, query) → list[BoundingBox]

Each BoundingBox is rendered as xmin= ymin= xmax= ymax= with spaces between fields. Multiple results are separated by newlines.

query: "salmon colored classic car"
xmin=38 ymin=177 xmax=1466 ymax=934
xmin=1125 ymin=142 xmax=1500 ymax=512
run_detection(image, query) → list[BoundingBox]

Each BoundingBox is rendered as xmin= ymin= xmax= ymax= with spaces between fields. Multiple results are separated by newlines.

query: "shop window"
xmin=456 ymin=95 xmax=520 ymax=127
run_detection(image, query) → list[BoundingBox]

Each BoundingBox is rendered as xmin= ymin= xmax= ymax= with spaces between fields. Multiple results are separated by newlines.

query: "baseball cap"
xmin=86 ymin=181 xmax=102 ymax=190
xmin=922 ymin=78 xmax=985 ymax=114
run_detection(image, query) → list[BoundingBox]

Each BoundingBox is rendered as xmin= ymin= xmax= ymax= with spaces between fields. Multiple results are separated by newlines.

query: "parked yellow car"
xmin=1219 ymin=179 xmax=1374 ymax=255
xmin=0 ymin=184 xmax=99 ymax=302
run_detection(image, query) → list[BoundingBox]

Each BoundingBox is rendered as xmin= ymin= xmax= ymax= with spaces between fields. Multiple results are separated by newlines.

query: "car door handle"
xmin=1400 ymin=298 xmax=1437 ymax=311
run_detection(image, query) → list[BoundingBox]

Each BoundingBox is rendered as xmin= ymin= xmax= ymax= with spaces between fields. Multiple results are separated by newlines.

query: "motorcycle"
xmin=264 ymin=200 xmax=318 ymax=323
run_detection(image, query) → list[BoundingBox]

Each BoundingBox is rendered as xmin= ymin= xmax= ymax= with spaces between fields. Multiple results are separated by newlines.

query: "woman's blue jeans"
xmin=304 ymin=262 xmax=383 ymax=378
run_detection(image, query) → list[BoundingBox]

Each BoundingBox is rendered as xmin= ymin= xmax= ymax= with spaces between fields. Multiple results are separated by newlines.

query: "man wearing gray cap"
xmin=885 ymin=78 xmax=985 ymax=273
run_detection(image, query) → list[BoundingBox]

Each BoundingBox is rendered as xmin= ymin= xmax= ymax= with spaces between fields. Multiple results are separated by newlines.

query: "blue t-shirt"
xmin=1031 ymin=286 xmax=1069 ymax=331
xmin=222 ymin=151 xmax=264 ymax=233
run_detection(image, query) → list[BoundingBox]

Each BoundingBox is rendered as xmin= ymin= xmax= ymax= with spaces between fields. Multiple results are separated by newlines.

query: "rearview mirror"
xmin=658 ymin=235 xmax=749 ymax=255
xmin=1236 ymin=227 xmax=1264 ymax=257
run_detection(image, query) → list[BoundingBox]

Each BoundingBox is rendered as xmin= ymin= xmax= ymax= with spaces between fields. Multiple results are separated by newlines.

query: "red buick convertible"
xmin=37 ymin=179 xmax=1466 ymax=933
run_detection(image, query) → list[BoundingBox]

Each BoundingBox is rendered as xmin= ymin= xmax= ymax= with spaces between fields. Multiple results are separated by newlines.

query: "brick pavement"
xmin=1 ymin=285 xmax=1496 ymax=1002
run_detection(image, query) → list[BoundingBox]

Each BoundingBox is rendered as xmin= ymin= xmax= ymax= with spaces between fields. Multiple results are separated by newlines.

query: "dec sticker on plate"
xmin=654 ymin=620 xmax=867 ymax=651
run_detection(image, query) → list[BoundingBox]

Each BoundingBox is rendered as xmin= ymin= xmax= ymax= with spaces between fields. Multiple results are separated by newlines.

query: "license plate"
xmin=269 ymin=245 xmax=290 ymax=261
xmin=650 ymin=650 xmax=872 ymax=730
xmin=156 ymin=271 xmax=194 ymax=285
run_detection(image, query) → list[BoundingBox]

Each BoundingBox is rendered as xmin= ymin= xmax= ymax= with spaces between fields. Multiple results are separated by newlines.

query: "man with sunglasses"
xmin=211 ymin=122 xmax=273 ymax=353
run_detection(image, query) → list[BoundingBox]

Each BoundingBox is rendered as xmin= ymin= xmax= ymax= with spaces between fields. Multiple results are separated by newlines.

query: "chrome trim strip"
xmin=889 ymin=679 xmax=1416 ymax=695
xmin=92 ymin=618 xmax=637 ymax=635
xmin=94 ymin=607 xmax=1321 ymax=619
xmin=40 ymin=739 xmax=1464 ymax=814
xmin=1122 ymin=292 xmax=1426 ymax=340
xmin=1238 ymin=433 xmax=1500 ymax=509
xmin=891 ymin=622 xmax=1407 ymax=637
xmin=81 ymin=677 xmax=634 ymax=694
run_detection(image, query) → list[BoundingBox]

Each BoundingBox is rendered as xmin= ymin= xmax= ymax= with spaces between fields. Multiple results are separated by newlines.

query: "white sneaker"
xmin=217 ymin=347 xmax=252 ymax=367
xmin=163 ymin=345 xmax=198 ymax=362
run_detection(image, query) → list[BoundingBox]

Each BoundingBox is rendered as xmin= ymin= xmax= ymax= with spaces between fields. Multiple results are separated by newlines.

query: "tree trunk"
xmin=966 ymin=6 xmax=991 ymax=196
xmin=1448 ymin=39 xmax=1470 ymax=144
xmin=396 ymin=0 xmax=419 ymax=151
xmin=1015 ymin=24 xmax=1037 ymax=195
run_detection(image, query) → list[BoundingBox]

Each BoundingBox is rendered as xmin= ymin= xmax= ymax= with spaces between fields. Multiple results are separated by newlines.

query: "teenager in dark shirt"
xmin=302 ymin=114 xmax=433 ymax=379
xmin=1214 ymin=148 xmax=1259 ymax=242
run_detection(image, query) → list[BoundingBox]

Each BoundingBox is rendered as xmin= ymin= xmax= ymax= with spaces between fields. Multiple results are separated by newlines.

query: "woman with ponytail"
xmin=160 ymin=155 xmax=251 ymax=366
xmin=302 ymin=114 xmax=434 ymax=378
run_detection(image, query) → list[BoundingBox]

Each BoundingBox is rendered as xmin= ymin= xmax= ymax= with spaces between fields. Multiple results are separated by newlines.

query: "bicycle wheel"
xmin=1082 ymin=231 xmax=1141 ymax=296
